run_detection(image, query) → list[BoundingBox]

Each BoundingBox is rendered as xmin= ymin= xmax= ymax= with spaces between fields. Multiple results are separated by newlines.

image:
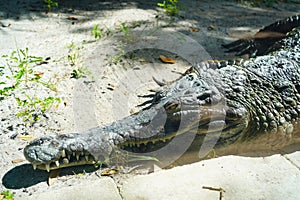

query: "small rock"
xmin=10 ymin=132 xmax=18 ymax=139
xmin=7 ymin=125 xmax=13 ymax=131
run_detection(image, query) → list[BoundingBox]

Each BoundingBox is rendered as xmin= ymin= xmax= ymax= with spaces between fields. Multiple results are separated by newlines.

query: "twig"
xmin=202 ymin=186 xmax=225 ymax=200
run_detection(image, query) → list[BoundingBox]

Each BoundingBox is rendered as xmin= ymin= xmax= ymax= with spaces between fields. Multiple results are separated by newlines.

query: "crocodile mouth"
xmin=24 ymin=102 xmax=244 ymax=171
xmin=29 ymin=121 xmax=241 ymax=172
xmin=29 ymin=149 xmax=97 ymax=172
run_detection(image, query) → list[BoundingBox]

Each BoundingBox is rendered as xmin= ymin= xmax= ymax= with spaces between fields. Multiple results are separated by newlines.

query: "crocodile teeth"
xmin=61 ymin=149 xmax=66 ymax=158
xmin=63 ymin=158 xmax=69 ymax=164
xmin=55 ymin=161 xmax=60 ymax=167
xmin=32 ymin=164 xmax=37 ymax=170
xmin=85 ymin=155 xmax=89 ymax=161
xmin=68 ymin=154 xmax=71 ymax=160
xmin=76 ymin=153 xmax=80 ymax=161
xmin=72 ymin=152 xmax=76 ymax=157
xmin=46 ymin=164 xmax=50 ymax=172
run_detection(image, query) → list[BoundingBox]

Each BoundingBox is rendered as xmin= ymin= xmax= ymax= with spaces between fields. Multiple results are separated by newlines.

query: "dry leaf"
xmin=67 ymin=16 xmax=78 ymax=20
xmin=159 ymin=55 xmax=176 ymax=64
xmin=12 ymin=158 xmax=24 ymax=163
xmin=101 ymin=169 xmax=118 ymax=176
xmin=189 ymin=28 xmax=199 ymax=32
xmin=34 ymin=72 xmax=44 ymax=78
xmin=17 ymin=134 xmax=35 ymax=141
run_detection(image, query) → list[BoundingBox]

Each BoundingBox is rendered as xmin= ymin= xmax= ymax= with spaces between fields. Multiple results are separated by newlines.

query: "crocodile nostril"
xmin=51 ymin=140 xmax=59 ymax=147
xmin=187 ymin=74 xmax=194 ymax=81
xmin=193 ymin=81 xmax=201 ymax=87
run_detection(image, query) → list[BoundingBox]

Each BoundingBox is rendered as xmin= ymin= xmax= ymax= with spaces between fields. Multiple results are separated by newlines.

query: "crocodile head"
xmin=23 ymin=133 xmax=102 ymax=171
xmin=23 ymin=69 xmax=250 ymax=171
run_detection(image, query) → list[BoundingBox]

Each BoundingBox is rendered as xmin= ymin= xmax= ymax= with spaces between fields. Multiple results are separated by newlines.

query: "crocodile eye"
xmin=197 ymin=91 xmax=211 ymax=101
xmin=187 ymin=74 xmax=194 ymax=81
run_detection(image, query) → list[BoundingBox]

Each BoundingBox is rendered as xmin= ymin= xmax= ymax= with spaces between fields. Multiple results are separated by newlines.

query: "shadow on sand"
xmin=2 ymin=164 xmax=98 ymax=189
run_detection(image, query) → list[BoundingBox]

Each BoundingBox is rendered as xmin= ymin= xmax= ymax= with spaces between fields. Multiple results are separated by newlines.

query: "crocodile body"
xmin=24 ymin=15 xmax=300 ymax=171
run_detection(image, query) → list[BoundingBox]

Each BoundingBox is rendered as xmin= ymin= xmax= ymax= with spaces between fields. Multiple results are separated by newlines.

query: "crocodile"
xmin=24 ymin=15 xmax=300 ymax=172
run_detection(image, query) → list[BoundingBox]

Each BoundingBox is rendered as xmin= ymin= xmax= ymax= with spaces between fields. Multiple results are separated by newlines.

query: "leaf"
xmin=15 ymin=98 xmax=23 ymax=106
xmin=67 ymin=16 xmax=78 ymax=20
xmin=12 ymin=158 xmax=24 ymax=163
xmin=159 ymin=55 xmax=176 ymax=64
xmin=14 ymin=69 xmax=25 ymax=79
xmin=189 ymin=28 xmax=199 ymax=32
xmin=17 ymin=134 xmax=35 ymax=141
xmin=34 ymin=72 xmax=44 ymax=78
xmin=101 ymin=168 xmax=118 ymax=176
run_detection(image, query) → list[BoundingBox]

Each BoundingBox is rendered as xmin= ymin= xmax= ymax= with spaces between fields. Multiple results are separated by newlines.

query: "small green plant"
xmin=157 ymin=0 xmax=181 ymax=16
xmin=108 ymin=47 xmax=126 ymax=64
xmin=118 ymin=22 xmax=133 ymax=42
xmin=91 ymin=24 xmax=112 ymax=40
xmin=0 ymin=190 xmax=14 ymax=199
xmin=16 ymin=95 xmax=60 ymax=124
xmin=70 ymin=69 xmax=85 ymax=79
xmin=67 ymin=42 xmax=92 ymax=79
xmin=91 ymin=24 xmax=104 ymax=39
xmin=44 ymin=0 xmax=58 ymax=11
xmin=120 ymin=22 xmax=129 ymax=37
xmin=0 ymin=48 xmax=60 ymax=125
xmin=67 ymin=42 xmax=80 ymax=67
xmin=0 ymin=48 xmax=55 ymax=96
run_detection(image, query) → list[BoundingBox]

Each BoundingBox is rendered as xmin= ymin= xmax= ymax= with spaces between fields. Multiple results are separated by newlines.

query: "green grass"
xmin=66 ymin=42 xmax=92 ymax=79
xmin=0 ymin=48 xmax=60 ymax=125
xmin=120 ymin=22 xmax=130 ymax=37
xmin=44 ymin=0 xmax=58 ymax=11
xmin=91 ymin=24 xmax=112 ymax=40
xmin=16 ymin=95 xmax=60 ymax=123
xmin=1 ymin=190 xmax=14 ymax=199
xmin=157 ymin=0 xmax=182 ymax=16
xmin=91 ymin=24 xmax=104 ymax=39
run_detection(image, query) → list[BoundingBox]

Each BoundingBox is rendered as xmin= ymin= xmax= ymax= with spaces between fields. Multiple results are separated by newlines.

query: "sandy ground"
xmin=0 ymin=0 xmax=300 ymax=199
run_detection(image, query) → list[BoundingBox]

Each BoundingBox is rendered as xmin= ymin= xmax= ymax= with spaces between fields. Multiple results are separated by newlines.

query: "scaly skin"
xmin=24 ymin=15 xmax=300 ymax=172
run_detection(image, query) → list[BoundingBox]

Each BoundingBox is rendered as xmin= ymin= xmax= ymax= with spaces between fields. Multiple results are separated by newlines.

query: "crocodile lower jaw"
xmin=33 ymin=150 xmax=97 ymax=172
